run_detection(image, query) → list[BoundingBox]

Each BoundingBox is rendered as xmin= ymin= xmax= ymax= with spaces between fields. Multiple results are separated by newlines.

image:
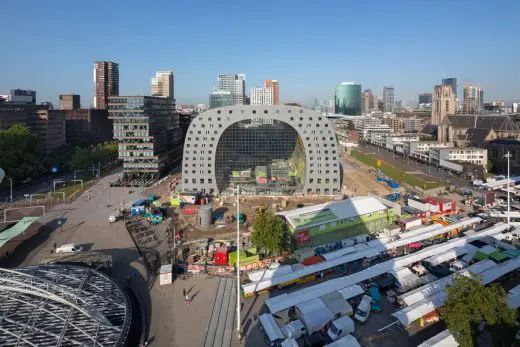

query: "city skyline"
xmin=1 ymin=0 xmax=519 ymax=106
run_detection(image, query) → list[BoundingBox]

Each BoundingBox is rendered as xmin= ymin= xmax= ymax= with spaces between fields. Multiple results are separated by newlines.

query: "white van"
xmin=354 ymin=295 xmax=372 ymax=323
xmin=282 ymin=319 xmax=307 ymax=339
xmin=56 ymin=243 xmax=83 ymax=253
xmin=327 ymin=315 xmax=355 ymax=341
xmin=259 ymin=313 xmax=285 ymax=347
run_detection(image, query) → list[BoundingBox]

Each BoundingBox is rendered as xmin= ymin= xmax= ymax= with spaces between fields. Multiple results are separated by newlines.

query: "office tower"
xmin=217 ymin=74 xmax=246 ymax=105
xmin=108 ymin=96 xmax=179 ymax=178
xmin=59 ymin=94 xmax=81 ymax=110
xmin=361 ymin=89 xmax=373 ymax=113
xmin=383 ymin=86 xmax=395 ymax=112
xmin=442 ymin=77 xmax=458 ymax=96
xmin=463 ymin=85 xmax=484 ymax=114
xmin=251 ymin=87 xmax=274 ymax=105
xmin=151 ymin=71 xmax=174 ymax=99
xmin=432 ymin=84 xmax=456 ymax=125
xmin=334 ymin=82 xmax=361 ymax=115
xmin=264 ymin=80 xmax=279 ymax=105
xmin=418 ymin=93 xmax=432 ymax=105
xmin=209 ymin=90 xmax=234 ymax=109
xmin=93 ymin=61 xmax=119 ymax=109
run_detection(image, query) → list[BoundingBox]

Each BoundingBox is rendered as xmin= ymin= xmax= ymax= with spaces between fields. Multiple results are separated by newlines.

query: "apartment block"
xmin=264 ymin=80 xmax=279 ymax=105
xmin=251 ymin=87 xmax=274 ymax=105
xmin=26 ymin=110 xmax=66 ymax=153
xmin=93 ymin=61 xmax=119 ymax=109
xmin=429 ymin=147 xmax=487 ymax=167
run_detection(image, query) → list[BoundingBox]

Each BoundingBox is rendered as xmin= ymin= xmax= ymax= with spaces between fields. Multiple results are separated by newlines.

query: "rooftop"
xmin=278 ymin=196 xmax=388 ymax=231
xmin=0 ymin=264 xmax=131 ymax=346
xmin=443 ymin=114 xmax=520 ymax=132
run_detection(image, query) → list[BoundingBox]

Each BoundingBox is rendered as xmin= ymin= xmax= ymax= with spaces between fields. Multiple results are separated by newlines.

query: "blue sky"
xmin=1 ymin=0 xmax=519 ymax=106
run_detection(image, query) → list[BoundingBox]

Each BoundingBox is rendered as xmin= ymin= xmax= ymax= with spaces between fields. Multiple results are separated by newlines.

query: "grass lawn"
xmin=53 ymin=178 xmax=95 ymax=198
xmin=350 ymin=150 xmax=443 ymax=190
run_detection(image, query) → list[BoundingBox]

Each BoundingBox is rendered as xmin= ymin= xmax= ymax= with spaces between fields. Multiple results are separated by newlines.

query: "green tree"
xmin=486 ymin=160 xmax=493 ymax=173
xmin=252 ymin=210 xmax=289 ymax=255
xmin=346 ymin=120 xmax=355 ymax=130
xmin=0 ymin=124 xmax=43 ymax=182
xmin=440 ymin=274 xmax=517 ymax=347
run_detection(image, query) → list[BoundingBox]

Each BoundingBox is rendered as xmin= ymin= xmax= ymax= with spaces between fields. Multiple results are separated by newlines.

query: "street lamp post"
xmin=505 ymin=151 xmax=512 ymax=228
xmin=8 ymin=178 xmax=12 ymax=203
xmin=235 ymin=185 xmax=242 ymax=340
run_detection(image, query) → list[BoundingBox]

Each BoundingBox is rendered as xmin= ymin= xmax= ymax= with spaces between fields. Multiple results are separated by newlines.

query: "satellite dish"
xmin=0 ymin=168 xmax=4 ymax=184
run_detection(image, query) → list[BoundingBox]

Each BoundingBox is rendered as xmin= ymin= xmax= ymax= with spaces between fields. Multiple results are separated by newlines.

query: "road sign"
xmin=51 ymin=166 xmax=58 ymax=173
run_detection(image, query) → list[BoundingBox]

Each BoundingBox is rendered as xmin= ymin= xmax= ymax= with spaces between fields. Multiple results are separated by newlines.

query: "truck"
xmin=326 ymin=315 xmax=355 ymax=342
xmin=369 ymin=283 xmax=382 ymax=312
xmin=295 ymin=298 xmax=334 ymax=335
xmin=354 ymin=295 xmax=372 ymax=323
xmin=259 ymin=313 xmax=285 ymax=347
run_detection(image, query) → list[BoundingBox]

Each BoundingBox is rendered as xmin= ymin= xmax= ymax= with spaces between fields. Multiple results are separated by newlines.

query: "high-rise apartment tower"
xmin=93 ymin=61 xmax=119 ymax=109
xmin=264 ymin=80 xmax=279 ymax=105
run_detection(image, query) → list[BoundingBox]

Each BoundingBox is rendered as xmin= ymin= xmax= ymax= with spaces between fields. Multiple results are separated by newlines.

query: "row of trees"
xmin=0 ymin=124 xmax=118 ymax=185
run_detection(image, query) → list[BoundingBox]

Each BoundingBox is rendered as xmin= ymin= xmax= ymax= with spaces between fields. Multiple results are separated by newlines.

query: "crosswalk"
xmin=204 ymin=277 xmax=237 ymax=347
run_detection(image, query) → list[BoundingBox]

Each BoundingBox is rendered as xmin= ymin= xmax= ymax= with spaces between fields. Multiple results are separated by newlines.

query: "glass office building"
xmin=182 ymin=105 xmax=340 ymax=196
xmin=209 ymin=90 xmax=234 ymax=109
xmin=334 ymin=82 xmax=361 ymax=115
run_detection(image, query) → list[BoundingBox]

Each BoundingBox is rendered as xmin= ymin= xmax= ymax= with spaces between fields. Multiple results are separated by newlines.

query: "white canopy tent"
xmin=417 ymin=329 xmax=459 ymax=347
xmin=265 ymin=224 xmax=506 ymax=313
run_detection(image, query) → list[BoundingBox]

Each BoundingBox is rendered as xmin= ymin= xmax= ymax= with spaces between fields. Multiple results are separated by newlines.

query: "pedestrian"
xmin=185 ymin=294 xmax=190 ymax=305
xmin=182 ymin=288 xmax=186 ymax=297
xmin=53 ymin=241 xmax=57 ymax=250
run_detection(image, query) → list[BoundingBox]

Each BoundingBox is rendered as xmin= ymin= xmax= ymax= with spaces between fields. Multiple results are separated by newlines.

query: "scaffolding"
xmin=0 ymin=265 xmax=131 ymax=346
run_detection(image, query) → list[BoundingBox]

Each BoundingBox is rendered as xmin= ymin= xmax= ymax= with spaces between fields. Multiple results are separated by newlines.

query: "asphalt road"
xmin=358 ymin=143 xmax=472 ymax=190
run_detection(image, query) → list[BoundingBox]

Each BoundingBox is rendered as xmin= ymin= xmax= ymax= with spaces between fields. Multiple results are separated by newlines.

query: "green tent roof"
xmin=0 ymin=217 xmax=40 ymax=248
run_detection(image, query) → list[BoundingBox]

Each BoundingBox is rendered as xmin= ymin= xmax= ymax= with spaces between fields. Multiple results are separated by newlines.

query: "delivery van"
xmin=354 ymin=295 xmax=372 ymax=323
xmin=282 ymin=319 xmax=307 ymax=339
xmin=327 ymin=315 xmax=355 ymax=341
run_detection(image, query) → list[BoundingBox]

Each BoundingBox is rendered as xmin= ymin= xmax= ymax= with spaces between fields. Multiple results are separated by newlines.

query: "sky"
xmin=1 ymin=0 xmax=520 ymax=107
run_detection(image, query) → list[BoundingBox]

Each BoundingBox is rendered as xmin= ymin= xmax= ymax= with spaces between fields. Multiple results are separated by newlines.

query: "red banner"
xmin=296 ymin=230 xmax=311 ymax=244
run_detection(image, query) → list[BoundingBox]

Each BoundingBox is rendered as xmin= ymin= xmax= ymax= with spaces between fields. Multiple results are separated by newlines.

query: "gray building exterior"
xmin=383 ymin=86 xmax=395 ymax=112
xmin=182 ymin=105 xmax=340 ymax=196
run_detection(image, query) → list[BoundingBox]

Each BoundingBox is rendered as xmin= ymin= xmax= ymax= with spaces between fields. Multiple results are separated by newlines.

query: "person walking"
xmin=185 ymin=294 xmax=190 ymax=305
xmin=182 ymin=288 xmax=186 ymax=297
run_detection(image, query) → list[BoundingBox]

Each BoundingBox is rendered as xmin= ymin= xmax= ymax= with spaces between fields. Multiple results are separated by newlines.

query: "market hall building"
xmin=181 ymin=105 xmax=341 ymax=196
